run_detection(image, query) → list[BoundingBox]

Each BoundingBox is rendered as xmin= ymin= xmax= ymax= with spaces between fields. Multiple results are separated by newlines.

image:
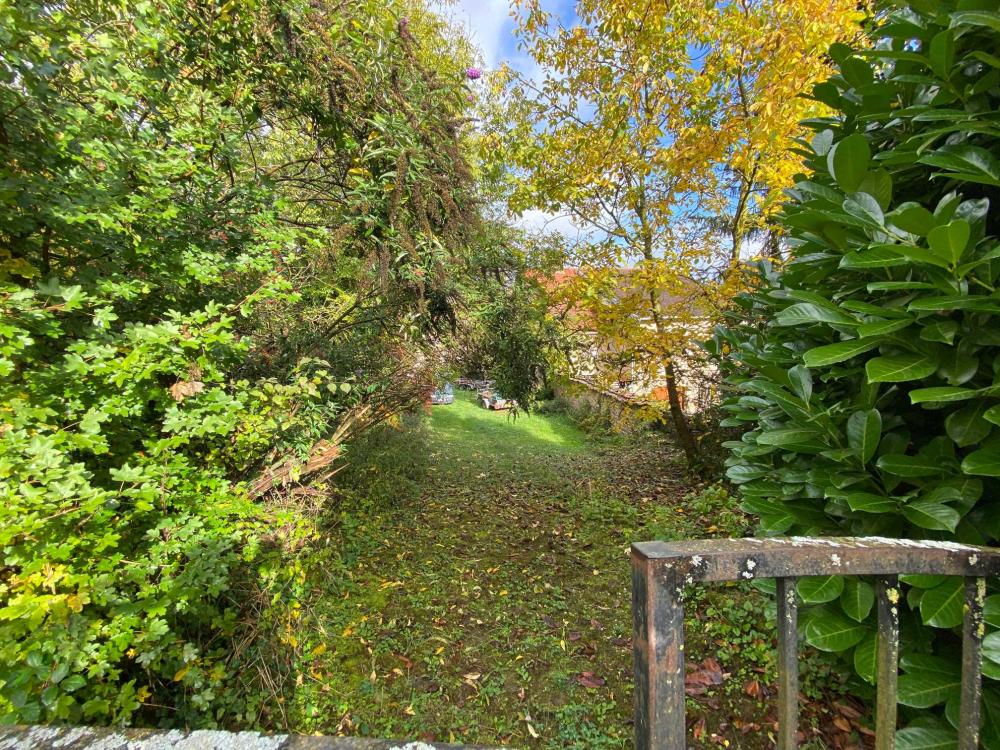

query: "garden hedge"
xmin=712 ymin=1 xmax=1000 ymax=743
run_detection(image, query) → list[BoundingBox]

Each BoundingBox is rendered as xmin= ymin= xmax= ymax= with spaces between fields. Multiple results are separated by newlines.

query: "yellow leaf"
xmin=173 ymin=666 xmax=190 ymax=682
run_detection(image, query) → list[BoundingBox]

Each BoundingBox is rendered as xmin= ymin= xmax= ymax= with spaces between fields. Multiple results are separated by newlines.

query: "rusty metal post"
xmin=629 ymin=537 xmax=1000 ymax=749
xmin=959 ymin=577 xmax=985 ymax=750
xmin=632 ymin=552 xmax=686 ymax=750
xmin=875 ymin=575 xmax=900 ymax=750
xmin=776 ymin=577 xmax=799 ymax=750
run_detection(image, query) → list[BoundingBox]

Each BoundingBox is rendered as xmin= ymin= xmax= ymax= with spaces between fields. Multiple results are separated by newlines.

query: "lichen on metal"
xmin=631 ymin=536 xmax=1000 ymax=750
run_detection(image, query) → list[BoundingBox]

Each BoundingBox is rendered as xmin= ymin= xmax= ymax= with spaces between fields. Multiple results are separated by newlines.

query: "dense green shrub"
xmin=0 ymin=0 xmax=484 ymax=727
xmin=712 ymin=1 xmax=1000 ymax=742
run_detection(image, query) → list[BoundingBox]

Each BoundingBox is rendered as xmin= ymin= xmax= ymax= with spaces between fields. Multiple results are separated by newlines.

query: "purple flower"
xmin=466 ymin=67 xmax=483 ymax=80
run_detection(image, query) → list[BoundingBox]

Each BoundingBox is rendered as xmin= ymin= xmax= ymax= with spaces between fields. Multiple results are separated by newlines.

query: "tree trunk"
xmin=663 ymin=359 xmax=700 ymax=473
xmin=635 ymin=145 xmax=702 ymax=474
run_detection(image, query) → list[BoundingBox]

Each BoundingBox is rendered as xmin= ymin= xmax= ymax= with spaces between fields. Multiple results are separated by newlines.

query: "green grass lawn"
xmin=431 ymin=391 xmax=589 ymax=458
xmin=278 ymin=393 xmax=859 ymax=748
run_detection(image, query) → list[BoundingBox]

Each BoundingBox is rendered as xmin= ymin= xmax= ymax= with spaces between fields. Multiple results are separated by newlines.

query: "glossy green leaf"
xmin=920 ymin=145 xmax=1000 ymax=184
xmin=902 ymin=499 xmax=961 ymax=532
xmin=787 ymin=365 xmax=812 ymax=403
xmin=798 ymin=575 xmax=845 ymax=604
xmin=859 ymin=318 xmax=912 ymax=338
xmin=877 ymin=241 xmax=953 ymax=269
xmin=828 ymin=133 xmax=871 ymax=193
xmin=846 ymin=492 xmax=897 ymax=513
xmin=952 ymin=11 xmax=1000 ymax=33
xmin=803 ymin=339 xmax=880 ymax=367
xmin=900 ymin=575 xmax=947 ymax=589
xmin=774 ymin=302 xmax=857 ymax=327
xmin=984 ymin=631 xmax=1000 ymax=665
xmin=841 ymin=248 xmax=912 ymax=270
xmin=804 ymin=610 xmax=868 ymax=652
xmin=841 ymin=578 xmax=874 ymax=622
xmin=854 ymin=634 xmax=877 ymax=683
xmin=919 ymin=578 xmax=964 ymax=628
xmin=866 ymin=354 xmax=938 ymax=383
xmin=898 ymin=670 xmax=961 ymax=708
xmin=985 ymin=596 xmax=1000 ymax=628
xmin=945 ymin=402 xmax=992 ymax=448
xmin=920 ymin=320 xmax=959 ymax=345
xmin=962 ymin=448 xmax=1000 ymax=477
xmin=878 ymin=453 xmax=947 ymax=478
xmin=887 ymin=202 xmax=936 ymax=236
xmin=847 ymin=409 xmax=881 ymax=464
xmin=844 ymin=192 xmax=885 ymax=227
xmin=908 ymin=295 xmax=1000 ymax=313
xmin=927 ymin=220 xmax=970 ymax=265
xmin=928 ymin=29 xmax=955 ymax=79
xmin=910 ymin=387 xmax=978 ymax=404
xmin=895 ymin=727 xmax=957 ymax=750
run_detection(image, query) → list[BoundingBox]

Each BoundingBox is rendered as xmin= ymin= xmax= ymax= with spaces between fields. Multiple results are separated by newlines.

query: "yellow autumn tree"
xmin=485 ymin=0 xmax=865 ymax=471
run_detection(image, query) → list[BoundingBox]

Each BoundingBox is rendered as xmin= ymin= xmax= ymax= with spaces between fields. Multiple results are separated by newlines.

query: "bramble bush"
xmin=712 ymin=1 xmax=1000 ymax=743
xmin=1 ymin=0 xmax=486 ymax=728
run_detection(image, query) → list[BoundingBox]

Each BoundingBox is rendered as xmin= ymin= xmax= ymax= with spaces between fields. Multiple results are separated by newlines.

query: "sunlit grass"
xmin=428 ymin=390 xmax=588 ymax=457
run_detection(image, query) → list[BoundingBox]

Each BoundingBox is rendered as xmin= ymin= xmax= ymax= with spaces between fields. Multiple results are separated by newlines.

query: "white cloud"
xmin=738 ymin=233 xmax=765 ymax=260
xmin=433 ymin=0 xmax=554 ymax=86
xmin=436 ymin=0 xmax=512 ymax=69
xmin=514 ymin=209 xmax=592 ymax=242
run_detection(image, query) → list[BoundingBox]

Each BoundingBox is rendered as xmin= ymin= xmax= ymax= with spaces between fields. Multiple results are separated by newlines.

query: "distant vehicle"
xmin=457 ymin=377 xmax=490 ymax=391
xmin=430 ymin=383 xmax=454 ymax=405
xmin=479 ymin=389 xmax=513 ymax=410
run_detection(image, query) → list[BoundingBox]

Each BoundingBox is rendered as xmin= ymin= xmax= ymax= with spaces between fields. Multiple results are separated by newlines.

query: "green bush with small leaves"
xmin=0 ymin=0 xmax=485 ymax=728
xmin=712 ymin=1 xmax=1000 ymax=743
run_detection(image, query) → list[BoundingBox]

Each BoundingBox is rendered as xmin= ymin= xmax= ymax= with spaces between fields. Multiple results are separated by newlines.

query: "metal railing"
xmin=631 ymin=536 xmax=1000 ymax=750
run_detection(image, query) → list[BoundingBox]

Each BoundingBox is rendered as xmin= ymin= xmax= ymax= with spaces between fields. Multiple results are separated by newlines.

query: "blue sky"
xmin=441 ymin=0 xmax=578 ymax=74
xmin=435 ymin=0 xmax=588 ymax=239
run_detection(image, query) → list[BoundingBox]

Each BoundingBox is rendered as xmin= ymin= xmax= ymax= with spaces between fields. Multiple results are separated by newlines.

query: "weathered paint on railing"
xmin=631 ymin=536 xmax=1000 ymax=750
xmin=0 ymin=726 xmax=507 ymax=750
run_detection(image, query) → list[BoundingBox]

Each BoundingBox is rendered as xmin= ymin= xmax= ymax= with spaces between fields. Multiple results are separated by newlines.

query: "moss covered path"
xmin=284 ymin=393 xmax=856 ymax=748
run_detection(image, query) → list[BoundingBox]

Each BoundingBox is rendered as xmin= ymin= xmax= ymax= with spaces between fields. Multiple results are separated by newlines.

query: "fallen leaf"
xmin=169 ymin=380 xmax=204 ymax=402
xmin=692 ymin=717 xmax=706 ymax=739
xmin=685 ymin=659 xmax=726 ymax=695
xmin=835 ymin=702 xmax=863 ymax=720
xmin=575 ymin=671 xmax=606 ymax=688
xmin=526 ymin=719 xmax=539 ymax=739
xmin=568 ymin=631 xmax=582 ymax=641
